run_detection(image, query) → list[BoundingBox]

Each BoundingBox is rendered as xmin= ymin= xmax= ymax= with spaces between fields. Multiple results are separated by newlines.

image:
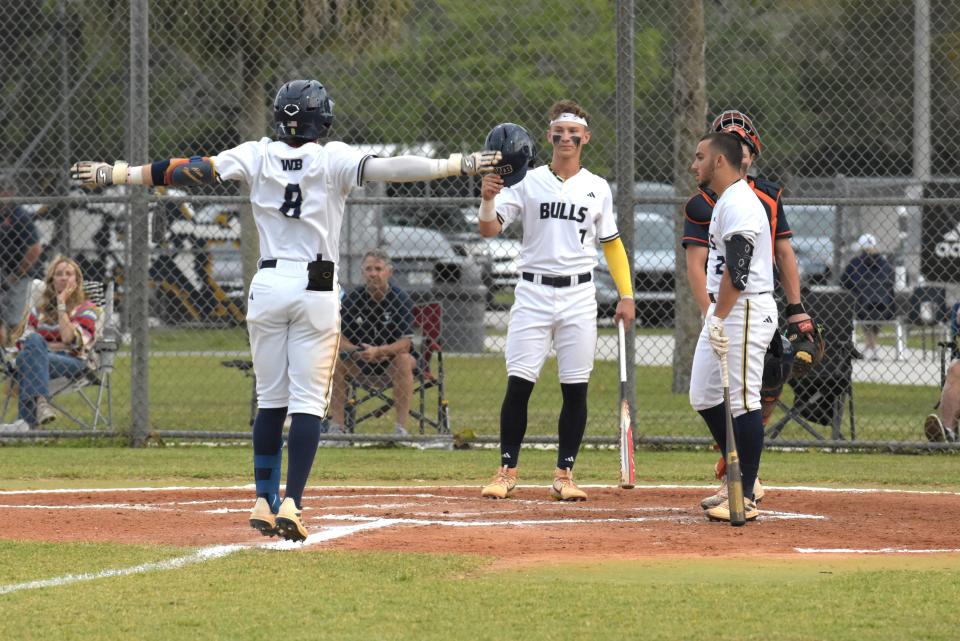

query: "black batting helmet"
xmin=711 ymin=109 xmax=762 ymax=157
xmin=274 ymin=80 xmax=334 ymax=142
xmin=484 ymin=123 xmax=536 ymax=187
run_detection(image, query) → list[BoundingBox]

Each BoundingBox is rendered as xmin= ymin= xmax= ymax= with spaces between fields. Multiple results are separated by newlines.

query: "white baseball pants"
xmin=245 ymin=259 xmax=340 ymax=417
xmin=689 ymin=293 xmax=778 ymax=417
xmin=505 ymin=278 xmax=598 ymax=383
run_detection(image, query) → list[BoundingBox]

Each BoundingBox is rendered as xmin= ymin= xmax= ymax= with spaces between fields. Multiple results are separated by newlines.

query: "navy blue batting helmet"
xmin=274 ymin=80 xmax=334 ymax=141
xmin=484 ymin=123 xmax=536 ymax=187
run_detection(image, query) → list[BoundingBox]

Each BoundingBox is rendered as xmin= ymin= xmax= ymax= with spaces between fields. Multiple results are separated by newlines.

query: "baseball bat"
xmin=617 ymin=319 xmax=636 ymax=489
xmin=718 ymin=352 xmax=746 ymax=526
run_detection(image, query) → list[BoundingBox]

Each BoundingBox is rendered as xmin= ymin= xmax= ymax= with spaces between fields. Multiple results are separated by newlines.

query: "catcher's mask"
xmin=274 ymin=80 xmax=334 ymax=142
xmin=761 ymin=333 xmax=794 ymax=393
xmin=711 ymin=109 xmax=762 ymax=157
xmin=484 ymin=122 xmax=537 ymax=187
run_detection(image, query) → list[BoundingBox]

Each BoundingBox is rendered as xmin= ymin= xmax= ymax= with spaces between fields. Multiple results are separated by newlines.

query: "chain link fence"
xmin=0 ymin=0 xmax=958 ymax=448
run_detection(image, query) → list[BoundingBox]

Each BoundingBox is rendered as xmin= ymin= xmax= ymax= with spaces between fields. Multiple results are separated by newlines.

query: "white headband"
xmin=550 ymin=112 xmax=588 ymax=127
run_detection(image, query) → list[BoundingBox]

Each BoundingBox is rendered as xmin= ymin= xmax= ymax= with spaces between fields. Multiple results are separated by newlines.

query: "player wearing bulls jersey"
xmin=70 ymin=79 xmax=499 ymax=541
xmin=476 ymin=100 xmax=636 ymax=501
xmin=689 ymin=132 xmax=777 ymax=522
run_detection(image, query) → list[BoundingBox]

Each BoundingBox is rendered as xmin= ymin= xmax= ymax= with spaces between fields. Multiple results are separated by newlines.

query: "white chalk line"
xmin=0 ymin=519 xmax=397 ymax=596
xmin=3 ymin=483 xmax=960 ymax=497
xmin=796 ymin=547 xmax=960 ymax=554
xmin=311 ymin=511 xmax=825 ymax=527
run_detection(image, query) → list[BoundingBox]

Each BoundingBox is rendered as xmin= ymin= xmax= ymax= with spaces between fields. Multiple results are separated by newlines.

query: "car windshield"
xmin=786 ymin=205 xmax=836 ymax=239
xmin=634 ymin=214 xmax=675 ymax=252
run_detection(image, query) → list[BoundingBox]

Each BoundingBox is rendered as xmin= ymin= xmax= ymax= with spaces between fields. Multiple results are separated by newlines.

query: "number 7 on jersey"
xmin=617 ymin=319 xmax=636 ymax=489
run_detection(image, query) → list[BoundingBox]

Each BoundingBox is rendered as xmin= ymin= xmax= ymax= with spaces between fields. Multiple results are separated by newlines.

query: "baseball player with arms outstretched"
xmin=70 ymin=79 xmax=499 ymax=541
xmin=477 ymin=101 xmax=636 ymax=501
xmin=683 ymin=110 xmax=822 ymax=511
xmin=689 ymin=132 xmax=777 ymax=522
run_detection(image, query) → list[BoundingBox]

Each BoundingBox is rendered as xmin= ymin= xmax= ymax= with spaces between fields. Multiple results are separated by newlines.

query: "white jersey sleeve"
xmin=596 ymin=182 xmax=619 ymax=242
xmin=212 ymin=140 xmax=262 ymax=184
xmin=493 ymin=182 xmax=524 ymax=230
xmin=324 ymin=141 xmax=373 ymax=194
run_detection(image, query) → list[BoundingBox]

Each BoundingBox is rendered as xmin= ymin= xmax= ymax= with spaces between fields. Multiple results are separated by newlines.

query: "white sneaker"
xmin=0 ymin=419 xmax=30 ymax=433
xmin=35 ymin=397 xmax=56 ymax=425
xmin=393 ymin=424 xmax=409 ymax=437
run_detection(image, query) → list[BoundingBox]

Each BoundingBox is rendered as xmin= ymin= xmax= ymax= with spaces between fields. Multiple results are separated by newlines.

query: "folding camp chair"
xmin=1 ymin=280 xmax=120 ymax=430
xmin=344 ymin=301 xmax=450 ymax=434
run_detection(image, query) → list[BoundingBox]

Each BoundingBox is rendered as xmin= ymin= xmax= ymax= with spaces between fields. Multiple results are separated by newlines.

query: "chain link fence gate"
xmin=0 ymin=0 xmax=957 ymax=448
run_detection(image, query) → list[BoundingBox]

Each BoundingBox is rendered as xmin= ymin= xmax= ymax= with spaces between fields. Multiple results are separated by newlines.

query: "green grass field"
xmin=23 ymin=327 xmax=941 ymax=443
xmin=0 ymin=446 xmax=958 ymax=641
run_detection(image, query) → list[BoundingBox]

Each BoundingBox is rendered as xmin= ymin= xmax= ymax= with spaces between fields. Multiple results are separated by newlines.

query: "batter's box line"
xmin=310 ymin=511 xmax=826 ymax=527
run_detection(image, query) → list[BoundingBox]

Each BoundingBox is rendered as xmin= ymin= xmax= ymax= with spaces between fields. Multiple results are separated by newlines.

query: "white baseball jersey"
xmin=214 ymin=137 xmax=372 ymax=263
xmin=495 ymin=165 xmax=618 ymax=275
xmin=706 ymin=179 xmax=774 ymax=295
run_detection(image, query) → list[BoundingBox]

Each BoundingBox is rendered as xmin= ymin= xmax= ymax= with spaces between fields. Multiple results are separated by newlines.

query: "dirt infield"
xmin=1 ymin=485 xmax=958 ymax=559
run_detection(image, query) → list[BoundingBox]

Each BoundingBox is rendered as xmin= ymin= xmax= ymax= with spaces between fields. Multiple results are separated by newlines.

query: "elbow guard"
xmin=160 ymin=156 xmax=218 ymax=186
xmin=726 ymin=234 xmax=754 ymax=291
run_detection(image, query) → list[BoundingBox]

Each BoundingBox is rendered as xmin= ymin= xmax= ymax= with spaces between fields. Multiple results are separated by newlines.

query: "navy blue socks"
xmin=252 ymin=407 xmax=287 ymax=513
xmin=284 ymin=413 xmax=322 ymax=509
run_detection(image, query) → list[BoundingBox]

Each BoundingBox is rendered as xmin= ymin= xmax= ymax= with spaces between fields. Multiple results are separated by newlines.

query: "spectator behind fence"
xmin=0 ymin=181 xmax=43 ymax=346
xmin=924 ymin=304 xmax=960 ymax=443
xmin=328 ymin=248 xmax=416 ymax=438
xmin=840 ymin=233 xmax=895 ymax=361
xmin=0 ymin=256 xmax=98 ymax=432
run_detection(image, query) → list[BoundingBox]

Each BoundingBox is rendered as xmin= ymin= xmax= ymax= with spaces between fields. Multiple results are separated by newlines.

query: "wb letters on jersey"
xmin=539 ymin=201 xmax=587 ymax=223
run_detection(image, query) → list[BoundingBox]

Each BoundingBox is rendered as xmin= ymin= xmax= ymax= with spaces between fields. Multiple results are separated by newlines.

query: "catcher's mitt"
xmin=785 ymin=318 xmax=825 ymax=380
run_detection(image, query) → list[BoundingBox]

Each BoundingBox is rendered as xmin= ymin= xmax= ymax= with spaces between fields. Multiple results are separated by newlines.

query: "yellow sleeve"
xmin=601 ymin=237 xmax=634 ymax=299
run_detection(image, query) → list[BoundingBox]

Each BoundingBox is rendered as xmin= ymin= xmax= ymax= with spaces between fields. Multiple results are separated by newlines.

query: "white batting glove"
xmin=447 ymin=151 xmax=501 ymax=176
xmin=70 ymin=160 xmax=129 ymax=188
xmin=707 ymin=315 xmax=729 ymax=358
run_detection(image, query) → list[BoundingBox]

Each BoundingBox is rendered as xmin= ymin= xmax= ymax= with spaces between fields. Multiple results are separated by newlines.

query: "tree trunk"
xmin=671 ymin=0 xmax=707 ymax=393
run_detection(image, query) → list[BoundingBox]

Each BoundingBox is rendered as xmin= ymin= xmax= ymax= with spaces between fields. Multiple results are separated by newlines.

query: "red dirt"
xmin=1 ymin=485 xmax=958 ymax=560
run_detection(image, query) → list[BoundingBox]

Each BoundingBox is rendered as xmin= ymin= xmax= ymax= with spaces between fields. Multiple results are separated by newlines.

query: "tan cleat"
xmin=702 ymin=477 xmax=764 ymax=509
xmin=248 ymin=497 xmax=277 ymax=537
xmin=550 ymin=469 xmax=587 ymax=501
xmin=275 ymin=497 xmax=309 ymax=542
xmin=481 ymin=465 xmax=518 ymax=499
xmin=700 ymin=478 xmax=728 ymax=510
xmin=705 ymin=497 xmax=759 ymax=522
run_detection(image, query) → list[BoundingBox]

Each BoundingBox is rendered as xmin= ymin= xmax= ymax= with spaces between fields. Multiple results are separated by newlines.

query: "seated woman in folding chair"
xmin=328 ymin=248 xmax=416 ymax=438
xmin=2 ymin=256 xmax=98 ymax=430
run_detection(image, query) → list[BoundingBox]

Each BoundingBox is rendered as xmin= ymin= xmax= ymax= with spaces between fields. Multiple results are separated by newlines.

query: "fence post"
xmin=128 ymin=0 xmax=150 ymax=446
xmin=615 ymin=0 xmax=637 ymax=435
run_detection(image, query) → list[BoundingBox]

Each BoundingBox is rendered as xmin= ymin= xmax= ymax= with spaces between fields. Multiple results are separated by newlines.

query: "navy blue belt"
xmin=522 ymin=272 xmax=592 ymax=288
xmin=259 ymin=259 xmax=278 ymax=269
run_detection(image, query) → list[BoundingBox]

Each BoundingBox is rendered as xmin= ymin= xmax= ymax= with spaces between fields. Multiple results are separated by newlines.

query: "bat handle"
xmin=617 ymin=319 xmax=627 ymax=383
xmin=718 ymin=351 xmax=730 ymax=390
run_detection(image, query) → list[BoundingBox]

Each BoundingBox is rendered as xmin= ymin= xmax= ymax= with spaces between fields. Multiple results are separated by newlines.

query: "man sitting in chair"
xmin=328 ymin=248 xmax=416 ymax=438
xmin=0 ymin=255 xmax=98 ymax=431
xmin=924 ymin=304 xmax=960 ymax=443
